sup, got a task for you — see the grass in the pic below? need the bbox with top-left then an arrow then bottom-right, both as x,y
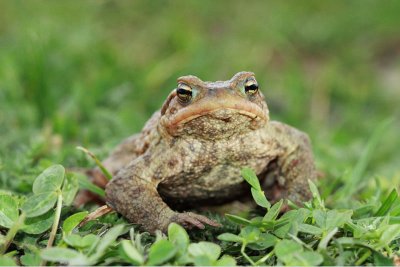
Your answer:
1,1 -> 400,265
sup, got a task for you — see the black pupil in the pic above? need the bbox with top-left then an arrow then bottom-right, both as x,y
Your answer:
177,88 -> 192,97
245,83 -> 258,92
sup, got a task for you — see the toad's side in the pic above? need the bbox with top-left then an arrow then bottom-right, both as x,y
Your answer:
95,72 -> 316,233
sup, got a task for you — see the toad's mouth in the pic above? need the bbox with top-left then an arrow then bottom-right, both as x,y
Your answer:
172,107 -> 265,125
161,97 -> 269,135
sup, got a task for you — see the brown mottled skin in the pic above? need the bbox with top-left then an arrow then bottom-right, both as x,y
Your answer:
97,72 -> 316,233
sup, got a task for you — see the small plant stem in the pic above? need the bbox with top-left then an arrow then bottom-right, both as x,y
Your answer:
41,193 -> 63,266
240,242 -> 255,266
79,205 -> 114,227
255,250 -> 274,265
0,213 -> 25,254
76,146 -> 112,180
355,249 -> 372,266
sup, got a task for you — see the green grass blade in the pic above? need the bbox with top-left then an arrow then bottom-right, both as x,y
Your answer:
338,118 -> 393,201
76,173 -> 105,197
375,189 -> 398,216
76,146 -> 112,181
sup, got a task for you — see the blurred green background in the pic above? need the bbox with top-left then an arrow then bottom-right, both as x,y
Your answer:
0,1 -> 399,196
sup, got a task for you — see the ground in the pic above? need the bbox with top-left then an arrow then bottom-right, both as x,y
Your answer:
0,1 -> 400,266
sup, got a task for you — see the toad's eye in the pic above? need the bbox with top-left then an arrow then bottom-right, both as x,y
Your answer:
244,79 -> 259,95
176,83 -> 192,103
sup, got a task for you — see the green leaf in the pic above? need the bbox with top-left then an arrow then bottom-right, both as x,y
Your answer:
345,222 -> 366,238
247,233 -> 278,250
240,226 -> 261,243
168,223 -> 189,253
22,210 -> 54,234
283,208 -> 312,223
147,239 -> 177,266
336,250 -> 357,266
274,209 -> 311,238
217,233 -> 243,243
63,234 -> 82,247
193,255 -> 213,266
313,209 -> 326,229
62,173 -> 79,206
275,240 -> 303,260
21,192 -> 57,217
251,188 -> 271,209
40,247 -> 90,265
273,221 -> 292,238
373,251 -> 394,266
389,216 -> 400,224
389,200 -> 400,216
80,235 -> 99,248
318,227 -> 338,250
275,240 -> 323,266
375,189 -> 398,216
308,179 -> 324,208
326,210 -> 353,230
62,211 -> 88,234
241,168 -> 261,191
335,237 -> 357,246
298,223 -> 323,235
0,194 -> 19,228
215,255 -> 236,266
64,234 -> 99,249
188,242 -> 221,261
313,209 -> 352,232
353,204 -> 375,218
379,224 -> 400,247
263,199 -> 283,221
119,240 -> 144,265
21,192 -> 58,217
0,255 -> 17,266
32,165 -> 65,194
0,234 -> 5,246
291,251 -> 323,266
20,253 -> 41,266
90,224 -> 125,261
225,214 -> 250,225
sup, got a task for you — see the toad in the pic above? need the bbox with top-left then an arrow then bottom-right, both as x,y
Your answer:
89,72 -> 316,233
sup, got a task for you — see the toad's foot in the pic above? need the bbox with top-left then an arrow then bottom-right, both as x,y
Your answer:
106,168 -> 221,233
171,212 -> 221,230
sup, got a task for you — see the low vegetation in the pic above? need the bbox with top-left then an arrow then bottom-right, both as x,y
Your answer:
1,138 -> 400,265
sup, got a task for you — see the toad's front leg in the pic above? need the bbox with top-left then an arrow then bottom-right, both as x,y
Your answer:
105,162 -> 219,233
264,121 -> 317,204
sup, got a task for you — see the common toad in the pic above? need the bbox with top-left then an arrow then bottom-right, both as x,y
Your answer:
96,72 -> 316,232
